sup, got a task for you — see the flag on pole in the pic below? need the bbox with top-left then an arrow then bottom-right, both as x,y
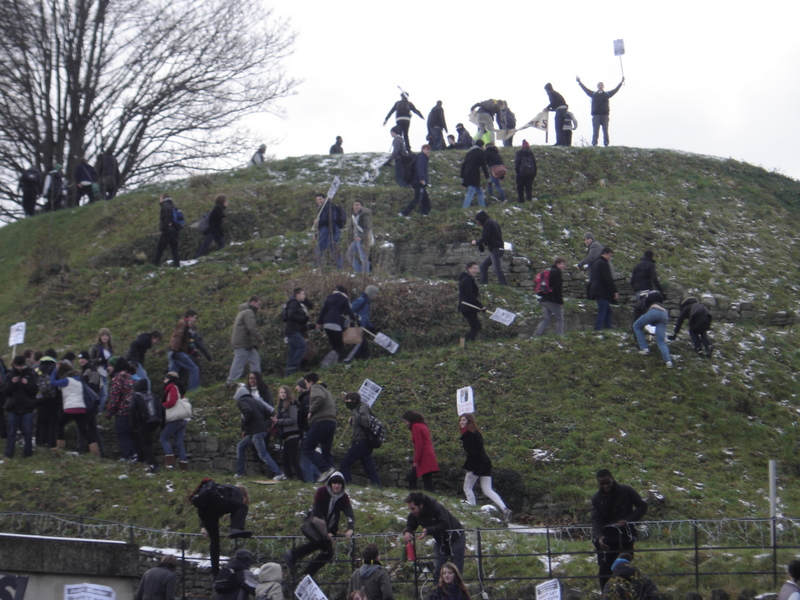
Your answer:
526,110 -> 549,131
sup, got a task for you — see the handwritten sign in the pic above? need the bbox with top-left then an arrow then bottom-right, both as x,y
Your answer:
489,308 -> 517,326
8,322 -> 25,347
359,379 -> 383,407
457,386 -> 474,415
614,39 -> 625,56
535,579 -> 561,600
295,575 -> 328,600
374,332 -> 399,354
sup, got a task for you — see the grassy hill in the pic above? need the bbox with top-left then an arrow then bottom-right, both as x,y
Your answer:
1,146 -> 800,597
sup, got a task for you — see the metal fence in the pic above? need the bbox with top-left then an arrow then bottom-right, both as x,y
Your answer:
2,512 -> 799,599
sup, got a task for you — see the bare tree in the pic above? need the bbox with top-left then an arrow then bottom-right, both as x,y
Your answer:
0,0 -> 297,220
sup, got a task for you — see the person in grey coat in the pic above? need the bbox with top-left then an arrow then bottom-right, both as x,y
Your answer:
136,554 -> 178,600
348,543 -> 394,600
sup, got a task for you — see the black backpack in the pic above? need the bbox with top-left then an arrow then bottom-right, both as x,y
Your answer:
333,203 -> 346,229
366,410 -> 386,449
132,390 -> 162,425
519,154 -> 536,177
403,153 -> 418,184
21,167 -> 41,189
213,567 -> 240,593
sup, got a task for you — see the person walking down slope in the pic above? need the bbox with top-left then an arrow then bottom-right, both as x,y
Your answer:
400,145 -> 431,217
471,210 -> 508,286
459,413 -> 511,521
458,262 -> 486,343
153,194 -> 181,268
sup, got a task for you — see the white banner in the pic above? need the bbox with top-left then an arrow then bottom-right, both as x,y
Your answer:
489,308 -> 517,326
359,379 -> 383,407
8,322 -> 25,347
374,332 -> 399,354
295,575 -> 328,600
457,386 -> 474,415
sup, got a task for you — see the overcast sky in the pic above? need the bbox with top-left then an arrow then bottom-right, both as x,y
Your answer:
249,0 -> 800,182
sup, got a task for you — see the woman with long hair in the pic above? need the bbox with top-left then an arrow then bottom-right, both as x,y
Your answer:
459,413 -> 510,521
89,327 -> 113,412
427,562 -> 469,600
244,371 -> 273,408
274,385 -> 302,480
401,410 -> 439,492
51,360 -> 99,455
160,371 -> 189,471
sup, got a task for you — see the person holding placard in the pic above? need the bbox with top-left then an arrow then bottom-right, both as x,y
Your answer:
339,392 -> 381,486
458,262 -> 486,344
459,413 -> 511,522
576,77 -> 624,147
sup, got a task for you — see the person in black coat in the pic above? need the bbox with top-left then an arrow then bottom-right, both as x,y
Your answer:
212,549 -> 257,600
471,210 -> 508,286
543,83 -> 569,146
427,101 -> 448,151
400,144 -> 431,217
459,413 -> 510,520
576,76 -> 624,147
191,480 -> 252,576
484,143 -> 507,202
588,248 -> 618,330
153,194 -> 180,267
234,386 -> 284,479
316,286 -> 356,362
2,356 -> 38,458
668,297 -> 714,356
96,149 -> 121,199
630,251 -> 664,294
330,136 -> 344,154
284,288 -> 313,376
403,492 -> 465,580
125,330 -> 163,388
591,469 -> 648,591
454,123 -> 473,149
74,157 -> 97,205
514,140 -> 537,203
384,92 -> 424,151
18,166 -> 43,217
460,140 -> 489,209
196,194 -> 228,258
534,258 -> 566,336
457,262 -> 485,343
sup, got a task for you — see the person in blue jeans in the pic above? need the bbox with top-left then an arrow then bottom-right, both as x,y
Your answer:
2,356 -> 38,458
314,194 -> 342,268
302,373 -> 337,482
339,392 -> 380,486
461,140 -> 489,209
160,371 -> 189,470
632,292 -> 673,368
588,248 -> 618,330
167,310 -> 200,392
234,386 -> 285,480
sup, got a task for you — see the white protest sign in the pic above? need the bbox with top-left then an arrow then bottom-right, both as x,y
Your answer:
614,39 -> 625,56
359,379 -> 383,407
535,579 -> 561,600
8,322 -> 25,347
65,583 -> 116,599
326,176 -> 341,200
373,332 -> 399,354
489,308 -> 517,326
457,386 -> 474,415
294,575 -> 328,600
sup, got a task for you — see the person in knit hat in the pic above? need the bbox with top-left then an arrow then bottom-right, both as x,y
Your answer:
514,140 -> 537,203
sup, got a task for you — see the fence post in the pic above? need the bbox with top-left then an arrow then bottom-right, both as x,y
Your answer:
546,525 -> 553,579
693,520 -> 700,591
772,516 -> 778,588
477,529 -> 484,582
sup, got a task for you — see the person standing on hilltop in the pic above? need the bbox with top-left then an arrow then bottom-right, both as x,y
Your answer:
250,144 -> 267,166
330,136 -> 344,154
427,101 -> 448,151
543,83 -> 569,146
576,77 -> 624,147
384,92 -> 424,152
96,150 -> 121,199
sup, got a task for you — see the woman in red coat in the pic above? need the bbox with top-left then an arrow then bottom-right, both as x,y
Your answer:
402,410 -> 439,492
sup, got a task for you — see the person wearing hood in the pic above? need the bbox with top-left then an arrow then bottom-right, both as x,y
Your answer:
153,193 -> 181,267
339,392 -> 381,486
212,549 -> 258,600
347,200 -> 374,272
227,296 -> 264,385
136,554 -> 178,600
51,359 -> 99,455
282,471 -> 355,578
460,140 -> 489,209
668,297 -> 714,357
234,385 -> 285,481
601,553 -> 659,600
2,355 -> 38,458
514,140 -> 537,203
255,562 -> 283,600
344,285 -> 380,363
105,356 -> 137,460
457,262 -> 486,344
471,210 -> 508,286
191,480 -> 252,577
348,543 -> 394,600
130,378 -> 164,472
316,285 -> 356,365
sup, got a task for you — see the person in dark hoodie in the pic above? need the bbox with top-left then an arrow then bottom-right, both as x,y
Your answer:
471,210 -> 508,286
284,288 -> 313,377
135,554 -> 178,600
399,144 -> 431,217
348,543 -> 394,600
316,285 -> 356,365
212,549 -> 258,600
534,258 -> 567,336
339,392 -> 380,486
233,385 -> 284,480
130,378 -> 164,472
514,140 -> 537,203
460,140 -> 489,209
588,247 -> 618,330
458,262 -> 486,344
2,356 -> 38,458
403,492 -> 465,580
282,471 -> 355,578
153,193 -> 181,267
630,251 -> 664,295
195,194 -> 228,258
484,143 -> 507,202
668,297 -> 714,357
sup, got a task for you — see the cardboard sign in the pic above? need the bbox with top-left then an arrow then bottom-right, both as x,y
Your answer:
374,332 -> 399,354
457,386 -> 474,415
614,39 -> 625,56
326,176 -> 341,200
535,579 -> 561,600
489,308 -> 517,326
295,575 -> 328,600
359,379 -> 383,407
8,322 -> 25,347
64,583 -> 116,599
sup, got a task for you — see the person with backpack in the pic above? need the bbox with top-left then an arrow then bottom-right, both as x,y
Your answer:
190,480 -> 252,577
498,101 -> 516,147
233,385 -> 286,481
105,356 -> 137,461
386,126 -> 410,188
347,199 -> 374,272
348,543 -> 394,600
668,297 -> 714,357
471,210 -> 508,286
153,193 -> 182,267
74,156 -> 97,205
514,140 -> 538,203
534,258 -> 567,336
18,166 -> 42,217
51,360 -> 100,455
2,356 -> 38,458
283,288 -> 313,377
344,285 -> 379,363
212,550 -> 258,600
34,350 -> 60,449
313,193 -> 344,269
383,92 -> 424,152
399,144 -> 431,217
42,164 -> 66,211
339,392 -> 381,486
160,371 -> 189,471
282,471 -> 355,578
484,143 -> 507,202
96,150 -> 121,199
195,194 -> 228,258
130,378 -> 164,472
460,140 -> 489,209
273,385 -> 302,480
632,290 -> 673,368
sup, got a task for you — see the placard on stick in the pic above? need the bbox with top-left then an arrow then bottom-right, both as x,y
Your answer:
359,379 -> 383,407
456,386 -> 474,415
327,176 -> 341,200
613,39 -> 625,56
373,332 -> 399,354
295,575 -> 328,600
8,322 -> 25,347
489,308 -> 517,326
535,579 -> 561,600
